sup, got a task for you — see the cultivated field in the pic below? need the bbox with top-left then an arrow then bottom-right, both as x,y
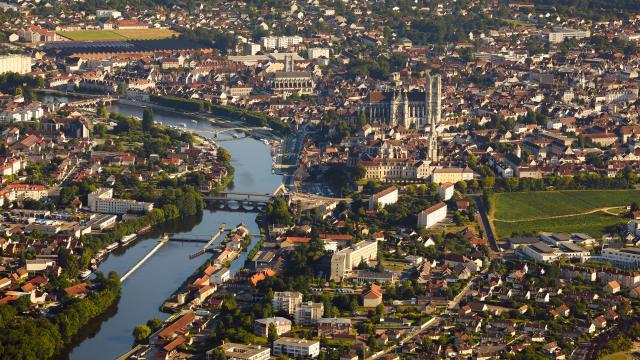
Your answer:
493,189 -> 640,221
58,28 -> 178,41
492,189 -> 640,238
494,211 -> 626,239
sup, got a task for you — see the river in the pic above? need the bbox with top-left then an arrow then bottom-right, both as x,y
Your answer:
60,102 -> 283,359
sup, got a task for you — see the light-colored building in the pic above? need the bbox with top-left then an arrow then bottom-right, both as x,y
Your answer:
0,55 -> 31,75
272,291 -> 303,315
25,259 -> 55,272
242,42 -> 261,55
212,343 -> 270,360
330,240 -> 378,281
87,188 -> 154,214
271,71 -> 315,96
359,159 -> 430,181
261,36 -> 303,50
417,202 -> 447,229
96,9 -> 122,18
602,248 -> 640,269
307,48 -> 330,59
294,301 -> 324,326
254,317 -> 292,337
273,337 -> 320,358
437,182 -> 454,201
432,167 -> 474,183
521,242 -> 560,263
548,27 -> 590,43
211,267 -> 230,285
369,186 -> 398,210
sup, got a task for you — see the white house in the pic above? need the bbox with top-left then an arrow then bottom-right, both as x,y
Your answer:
417,202 -> 447,229
211,267 -> 231,285
437,182 -> 454,201
369,186 -> 398,210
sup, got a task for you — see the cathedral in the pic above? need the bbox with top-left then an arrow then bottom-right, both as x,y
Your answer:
362,74 -> 442,130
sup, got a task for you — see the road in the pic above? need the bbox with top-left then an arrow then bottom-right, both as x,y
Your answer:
472,195 -> 500,252
365,317 -> 441,360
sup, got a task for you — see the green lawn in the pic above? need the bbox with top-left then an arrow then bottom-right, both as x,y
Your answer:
495,211 -> 627,238
494,190 -> 640,221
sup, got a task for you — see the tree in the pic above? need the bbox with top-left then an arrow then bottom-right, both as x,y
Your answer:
208,348 -> 228,360
352,164 -> 367,181
267,323 -> 278,342
146,318 -> 163,331
133,324 -> 152,342
142,108 -> 154,132
217,148 -> 231,163
96,105 -> 108,118
118,81 -> 126,96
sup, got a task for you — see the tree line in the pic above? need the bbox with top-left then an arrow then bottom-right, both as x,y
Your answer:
0,272 -> 121,359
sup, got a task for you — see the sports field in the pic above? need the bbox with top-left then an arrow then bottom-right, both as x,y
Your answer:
492,189 -> 640,238
493,189 -> 640,221
58,28 -> 178,41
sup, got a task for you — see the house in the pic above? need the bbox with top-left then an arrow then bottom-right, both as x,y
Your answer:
368,186 -> 398,210
417,202 -> 447,229
362,284 -> 383,307
317,318 -> 351,337
254,317 -> 292,337
64,282 -> 89,298
605,280 -> 621,294
437,182 -> 454,201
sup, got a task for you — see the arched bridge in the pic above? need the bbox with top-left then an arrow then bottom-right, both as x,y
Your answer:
203,185 -> 288,212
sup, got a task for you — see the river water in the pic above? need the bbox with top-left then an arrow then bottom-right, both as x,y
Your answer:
60,103 -> 282,359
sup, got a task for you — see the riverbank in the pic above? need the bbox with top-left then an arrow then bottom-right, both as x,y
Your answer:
63,102 -> 283,359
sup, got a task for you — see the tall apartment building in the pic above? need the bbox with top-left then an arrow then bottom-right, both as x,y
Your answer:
273,337 -> 320,358
0,55 -> 31,75
294,301 -> 324,326
88,188 -> 154,214
261,36 -> 303,50
272,291 -> 303,315
330,240 -> 378,281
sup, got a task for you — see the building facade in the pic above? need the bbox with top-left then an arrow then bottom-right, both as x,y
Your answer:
362,74 -> 441,130
294,301 -> 324,326
87,188 -> 154,214
272,291 -> 303,315
0,55 -> 31,75
253,317 -> 292,337
273,337 -> 320,358
417,202 -> 447,229
369,186 -> 398,210
330,240 -> 378,281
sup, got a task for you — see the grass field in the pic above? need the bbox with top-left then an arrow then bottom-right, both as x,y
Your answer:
58,28 -> 178,41
494,190 -> 640,221
494,211 -> 627,238
601,352 -> 634,360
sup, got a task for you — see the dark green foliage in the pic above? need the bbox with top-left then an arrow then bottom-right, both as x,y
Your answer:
0,272 -> 121,359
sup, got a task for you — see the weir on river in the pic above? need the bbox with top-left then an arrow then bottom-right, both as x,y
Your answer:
119,238 -> 168,282
58,101 -> 284,360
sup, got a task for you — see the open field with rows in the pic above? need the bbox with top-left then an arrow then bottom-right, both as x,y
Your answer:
493,190 -> 640,221
58,28 -> 178,41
